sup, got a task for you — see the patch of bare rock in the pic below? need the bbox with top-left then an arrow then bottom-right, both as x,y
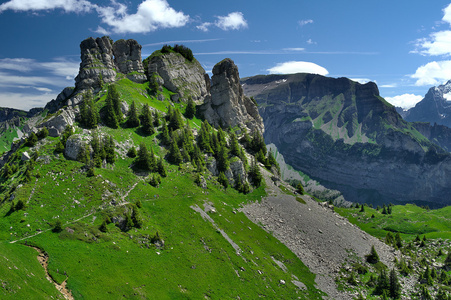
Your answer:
240,172 -> 397,299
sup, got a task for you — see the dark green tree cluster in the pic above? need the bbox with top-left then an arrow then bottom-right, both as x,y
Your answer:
79,91 -> 99,129
25,132 -> 38,147
90,134 -> 116,167
8,199 -> 25,214
160,44 -> 194,61
55,125 -> 73,153
248,157 -> 263,188
365,245 -> 380,264
374,269 -> 401,299
167,106 -> 184,131
381,204 -> 393,215
140,104 -> 155,135
134,142 -> 166,179
36,127 -> 49,140
184,97 -> 196,119
103,85 -> 122,128
126,101 -> 140,128
385,232 -> 403,249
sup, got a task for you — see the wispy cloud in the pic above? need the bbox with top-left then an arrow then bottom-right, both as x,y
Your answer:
282,47 -> 305,51
143,38 -> 222,47
350,78 -> 373,84
298,19 -> 313,26
0,91 -> 57,111
267,61 -> 328,76
195,49 -> 378,55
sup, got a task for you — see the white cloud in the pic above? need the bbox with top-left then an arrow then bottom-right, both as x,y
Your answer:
144,38 -> 221,47
380,83 -> 397,88
0,91 -> 57,111
215,12 -> 247,31
298,19 -> 313,26
94,25 -> 110,35
411,60 -> 451,86
413,31 -> 451,56
306,39 -> 316,45
350,78 -> 373,84
385,94 -> 423,110
442,3 -> 451,25
267,61 -> 328,76
0,0 -> 93,13
96,0 -> 189,34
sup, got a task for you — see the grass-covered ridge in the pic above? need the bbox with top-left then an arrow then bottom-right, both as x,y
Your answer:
0,77 -> 323,299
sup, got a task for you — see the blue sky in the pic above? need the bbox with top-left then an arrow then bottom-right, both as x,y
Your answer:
1,0 -> 451,111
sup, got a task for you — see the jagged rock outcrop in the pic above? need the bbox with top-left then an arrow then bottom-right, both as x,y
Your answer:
200,59 -> 264,134
74,36 -> 146,92
44,87 -> 74,114
75,36 -> 117,91
242,73 -> 451,206
113,39 -> 146,83
40,108 -> 76,137
147,52 -> 209,102
406,80 -> 451,127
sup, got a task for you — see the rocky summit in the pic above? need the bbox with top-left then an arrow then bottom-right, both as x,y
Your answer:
242,73 -> 451,206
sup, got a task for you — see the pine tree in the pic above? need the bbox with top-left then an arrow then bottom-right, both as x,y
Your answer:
140,104 -> 154,135
153,110 -> 161,127
37,127 -> 49,140
136,142 -> 152,171
25,132 -> 38,147
76,143 -> 90,164
296,183 -> 304,195
216,144 -> 229,172
248,157 -> 262,187
198,120 -> 213,153
395,233 -> 403,249
126,100 -> 140,127
109,84 -> 122,120
185,96 -> 196,119
104,92 -> 119,128
169,107 -> 183,130
168,135 -> 183,165
127,146 -> 137,158
374,270 -> 389,295
385,232 -> 394,246
218,172 -> 228,188
366,245 -> 380,264
160,119 -> 171,145
229,131 -> 240,157
104,136 -> 116,164
359,205 -> 365,212
157,157 -> 167,177
389,269 -> 401,299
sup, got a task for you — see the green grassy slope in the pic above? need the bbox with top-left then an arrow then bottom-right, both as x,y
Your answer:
0,79 -> 323,299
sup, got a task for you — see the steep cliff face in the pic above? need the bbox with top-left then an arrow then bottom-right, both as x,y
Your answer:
406,80 -> 451,127
147,52 -> 209,102
200,59 -> 264,134
242,73 -> 451,206
74,36 -> 146,92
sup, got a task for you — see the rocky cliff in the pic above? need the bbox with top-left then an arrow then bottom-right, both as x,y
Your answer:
406,80 -> 451,127
147,52 -> 209,103
200,59 -> 264,134
242,73 -> 451,206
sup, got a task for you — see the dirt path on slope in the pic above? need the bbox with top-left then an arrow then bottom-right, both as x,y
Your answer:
240,170 -> 398,299
30,246 -> 74,300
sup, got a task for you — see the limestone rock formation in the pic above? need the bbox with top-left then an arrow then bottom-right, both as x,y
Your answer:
113,39 -> 147,83
147,52 -> 209,102
200,59 -> 264,134
75,36 -> 117,91
40,108 -> 76,137
74,37 -> 146,92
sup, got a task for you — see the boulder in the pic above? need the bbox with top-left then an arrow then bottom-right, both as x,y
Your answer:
40,108 -> 76,134
199,58 -> 264,134
64,134 -> 92,160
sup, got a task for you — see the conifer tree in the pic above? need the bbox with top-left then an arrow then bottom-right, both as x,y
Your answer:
248,157 -> 262,187
216,144 -> 229,172
366,245 -> 380,264
185,96 -> 196,119
37,127 -> 49,140
389,269 -> 401,299
218,172 -> 228,188
198,120 -> 213,153
127,146 -> 137,158
169,107 -> 183,130
160,119 -> 171,145
76,143 -> 90,164
104,92 -> 119,128
136,142 -> 152,171
229,131 -> 240,157
126,100 -> 140,128
395,233 -> 403,249
168,135 -> 183,165
153,110 -> 161,127
104,136 -> 116,164
157,157 -> 167,177
25,132 -> 38,147
374,270 -> 389,295
109,84 -> 122,120
140,104 -> 155,135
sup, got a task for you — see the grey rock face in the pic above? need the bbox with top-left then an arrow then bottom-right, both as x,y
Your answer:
243,73 -> 451,206
147,52 -> 209,102
64,134 -> 92,160
75,36 -> 117,91
40,108 -> 76,136
200,59 -> 264,134
406,80 -> 451,127
113,39 -> 147,83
